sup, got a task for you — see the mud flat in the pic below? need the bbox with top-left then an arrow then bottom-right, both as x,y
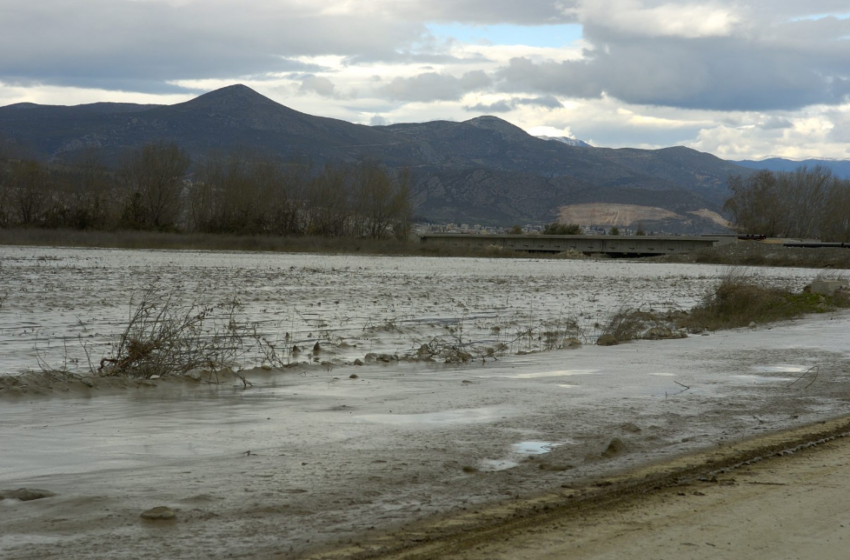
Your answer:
2,303 -> 850,559
308,418 -> 850,560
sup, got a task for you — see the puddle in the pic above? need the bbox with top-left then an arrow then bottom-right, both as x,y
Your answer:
480,459 -> 520,471
513,441 -> 562,455
649,372 -> 677,377
730,375 -> 795,384
510,369 -> 597,379
356,407 -> 506,425
558,384 -> 580,389
752,365 -> 808,373
480,440 -> 567,472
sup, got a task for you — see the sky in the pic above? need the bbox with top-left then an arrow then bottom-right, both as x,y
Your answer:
1,0 -> 849,160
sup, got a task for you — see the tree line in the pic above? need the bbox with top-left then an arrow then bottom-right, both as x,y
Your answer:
0,141 -> 412,239
725,166 -> 850,241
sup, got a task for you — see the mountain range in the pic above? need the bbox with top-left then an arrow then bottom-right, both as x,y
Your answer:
0,84 -> 755,232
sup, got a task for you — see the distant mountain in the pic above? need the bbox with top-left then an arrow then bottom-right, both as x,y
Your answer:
537,135 -> 593,148
0,85 -> 422,164
0,84 -> 752,230
731,158 -> 850,179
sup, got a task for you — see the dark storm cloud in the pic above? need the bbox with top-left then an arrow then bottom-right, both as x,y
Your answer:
3,0 -> 850,117
0,0 -> 569,93
0,1 -> 422,91
495,13 -> 850,112
389,0 -> 577,25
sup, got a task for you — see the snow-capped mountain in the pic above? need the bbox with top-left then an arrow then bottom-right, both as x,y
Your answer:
537,135 -> 593,148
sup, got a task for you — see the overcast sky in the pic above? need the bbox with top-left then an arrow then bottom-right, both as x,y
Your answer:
1,0 -> 849,159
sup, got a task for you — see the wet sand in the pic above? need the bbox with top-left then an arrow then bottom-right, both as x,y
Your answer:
315,418 -> 850,560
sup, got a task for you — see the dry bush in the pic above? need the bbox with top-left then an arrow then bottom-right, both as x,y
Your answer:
601,307 -> 660,342
416,336 -> 474,363
98,290 -> 252,379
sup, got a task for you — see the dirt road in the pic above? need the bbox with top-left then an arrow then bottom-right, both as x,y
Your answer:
457,430 -> 850,560
306,418 -> 850,560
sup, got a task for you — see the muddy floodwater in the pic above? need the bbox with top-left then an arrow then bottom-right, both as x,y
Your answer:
1,246 -> 849,559
0,245 -> 820,374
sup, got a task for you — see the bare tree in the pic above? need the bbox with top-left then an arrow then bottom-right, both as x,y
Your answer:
119,142 -> 190,230
55,147 -> 115,229
780,165 -> 832,239
9,160 -> 50,226
822,178 -> 850,242
306,164 -> 352,237
267,160 -> 310,235
725,170 -> 784,236
0,139 -> 10,228
726,167 -> 850,241
353,161 -> 411,239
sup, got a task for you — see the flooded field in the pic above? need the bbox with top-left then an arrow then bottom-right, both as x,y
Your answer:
1,246 -> 849,560
0,245 -> 819,376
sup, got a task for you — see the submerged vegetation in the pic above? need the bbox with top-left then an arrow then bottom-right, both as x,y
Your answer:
599,271 -> 850,345
23,268 -> 849,385
680,272 -> 849,331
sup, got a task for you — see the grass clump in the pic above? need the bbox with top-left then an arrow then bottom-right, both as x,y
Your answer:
598,271 -> 850,345
601,309 -> 659,343
598,308 -> 687,345
679,273 -> 849,331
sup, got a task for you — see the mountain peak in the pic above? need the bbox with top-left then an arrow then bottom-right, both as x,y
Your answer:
464,115 -> 529,139
181,84 -> 282,111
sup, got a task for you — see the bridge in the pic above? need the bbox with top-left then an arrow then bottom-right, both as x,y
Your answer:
420,233 -> 734,256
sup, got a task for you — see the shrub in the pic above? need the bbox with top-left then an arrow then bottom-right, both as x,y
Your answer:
97,289 -> 265,381
678,271 -> 850,331
543,222 -> 581,235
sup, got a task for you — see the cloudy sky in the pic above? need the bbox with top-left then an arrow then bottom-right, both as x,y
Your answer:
1,0 -> 849,160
